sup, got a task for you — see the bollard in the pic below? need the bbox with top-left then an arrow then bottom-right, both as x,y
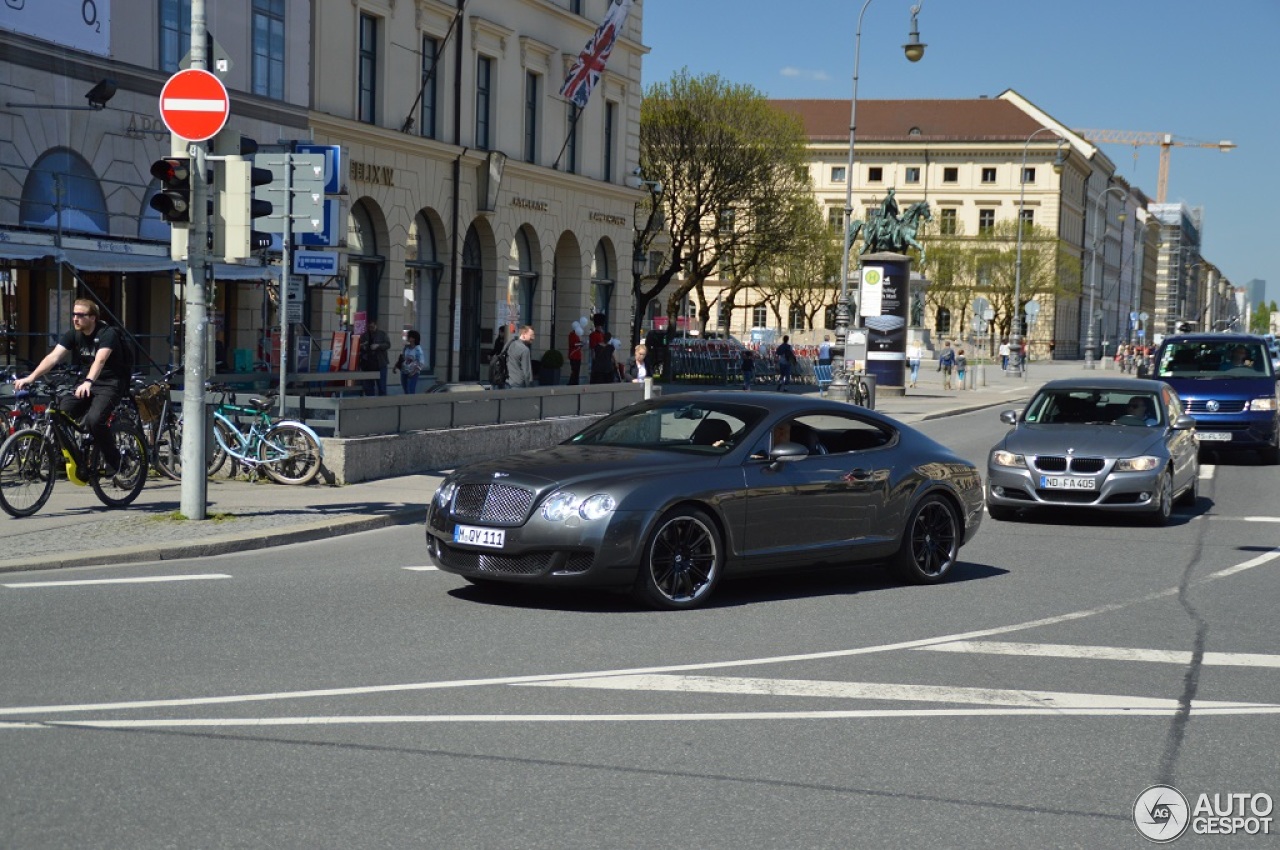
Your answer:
977,364 -> 986,387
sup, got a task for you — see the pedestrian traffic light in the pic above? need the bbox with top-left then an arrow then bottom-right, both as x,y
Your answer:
149,157 -> 191,223
213,155 -> 274,262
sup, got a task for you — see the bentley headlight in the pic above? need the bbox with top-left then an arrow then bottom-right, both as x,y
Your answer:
1249,396 -> 1278,411
540,491 -> 579,522
578,494 -> 617,521
434,480 -> 457,508
1115,456 -> 1159,472
991,450 -> 1026,468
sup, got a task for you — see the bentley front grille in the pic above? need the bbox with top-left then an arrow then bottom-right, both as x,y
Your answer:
452,483 -> 535,525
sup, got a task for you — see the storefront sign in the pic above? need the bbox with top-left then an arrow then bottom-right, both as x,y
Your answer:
512,197 -> 549,212
349,160 -> 393,186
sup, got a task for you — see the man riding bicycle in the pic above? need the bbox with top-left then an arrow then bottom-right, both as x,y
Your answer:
14,299 -> 130,477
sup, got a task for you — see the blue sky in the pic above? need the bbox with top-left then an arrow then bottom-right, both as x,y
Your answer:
639,0 -> 1279,304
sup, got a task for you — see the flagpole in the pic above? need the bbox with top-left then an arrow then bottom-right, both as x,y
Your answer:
551,104 -> 583,171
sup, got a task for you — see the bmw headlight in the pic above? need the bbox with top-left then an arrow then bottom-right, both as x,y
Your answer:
991,450 -> 1026,468
1115,456 -> 1159,472
433,480 -> 458,508
540,491 -> 579,522
1249,396 -> 1278,411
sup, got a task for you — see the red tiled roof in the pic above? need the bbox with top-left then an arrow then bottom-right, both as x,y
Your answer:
771,99 -> 1047,143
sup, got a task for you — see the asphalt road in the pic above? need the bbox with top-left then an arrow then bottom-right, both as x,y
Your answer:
1,407 -> 1277,849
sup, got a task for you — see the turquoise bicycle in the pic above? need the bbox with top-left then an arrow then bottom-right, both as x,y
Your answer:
206,384 -> 324,486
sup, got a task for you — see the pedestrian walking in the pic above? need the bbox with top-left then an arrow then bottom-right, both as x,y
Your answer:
775,335 -> 795,390
998,339 -> 1010,372
956,348 -> 968,390
937,341 -> 956,390
907,342 -> 922,388
394,329 -> 426,394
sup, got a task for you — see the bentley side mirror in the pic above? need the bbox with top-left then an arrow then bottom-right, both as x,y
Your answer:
1173,415 -> 1197,431
999,410 -> 1018,425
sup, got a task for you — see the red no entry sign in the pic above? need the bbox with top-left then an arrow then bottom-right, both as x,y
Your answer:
158,69 -> 229,142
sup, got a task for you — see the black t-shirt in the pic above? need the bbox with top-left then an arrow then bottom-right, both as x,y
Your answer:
58,324 -> 130,389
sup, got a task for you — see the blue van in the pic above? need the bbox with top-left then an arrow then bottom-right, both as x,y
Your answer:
1152,333 -> 1280,463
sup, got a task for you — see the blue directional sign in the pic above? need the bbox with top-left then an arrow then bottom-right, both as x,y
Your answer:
295,144 -> 343,195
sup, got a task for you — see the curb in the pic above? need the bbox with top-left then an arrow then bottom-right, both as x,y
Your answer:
0,507 -> 426,574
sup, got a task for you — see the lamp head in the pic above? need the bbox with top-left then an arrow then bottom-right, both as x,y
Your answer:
1052,143 -> 1067,174
85,78 -> 117,110
902,5 -> 926,62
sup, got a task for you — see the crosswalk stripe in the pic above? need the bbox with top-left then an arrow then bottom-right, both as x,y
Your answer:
520,674 -> 1273,711
917,641 -> 1280,668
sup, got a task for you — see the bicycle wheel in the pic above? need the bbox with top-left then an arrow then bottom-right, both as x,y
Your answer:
89,416 -> 147,508
853,380 -> 870,407
258,422 -> 322,485
153,413 -> 182,480
207,417 -> 239,476
0,429 -> 57,517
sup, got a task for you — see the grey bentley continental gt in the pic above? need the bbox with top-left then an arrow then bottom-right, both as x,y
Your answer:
425,391 -> 984,609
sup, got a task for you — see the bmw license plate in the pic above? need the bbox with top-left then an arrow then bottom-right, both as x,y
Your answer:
1195,431 -> 1231,442
453,524 -> 506,549
1039,476 -> 1096,490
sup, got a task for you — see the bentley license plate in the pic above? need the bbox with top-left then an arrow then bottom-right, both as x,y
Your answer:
1039,476 -> 1096,490
453,524 -> 506,548
1195,431 -> 1231,442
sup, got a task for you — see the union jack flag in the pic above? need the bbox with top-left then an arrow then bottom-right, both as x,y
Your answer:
560,0 -> 633,109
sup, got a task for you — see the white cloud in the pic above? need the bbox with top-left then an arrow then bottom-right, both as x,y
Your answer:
780,67 -> 830,81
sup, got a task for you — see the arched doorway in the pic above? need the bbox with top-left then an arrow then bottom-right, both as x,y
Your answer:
591,240 -> 617,331
507,226 -> 539,334
347,201 -> 386,323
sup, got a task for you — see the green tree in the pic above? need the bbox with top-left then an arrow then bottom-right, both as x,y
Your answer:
1250,300 -> 1272,334
636,71 -> 813,348
924,219 -> 1080,342
753,199 -> 841,333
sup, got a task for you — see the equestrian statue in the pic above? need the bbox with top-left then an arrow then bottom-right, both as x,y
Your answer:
845,187 -> 932,264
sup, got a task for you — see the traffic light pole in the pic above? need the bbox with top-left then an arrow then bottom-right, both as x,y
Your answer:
278,156 -> 293,415
180,0 -> 210,520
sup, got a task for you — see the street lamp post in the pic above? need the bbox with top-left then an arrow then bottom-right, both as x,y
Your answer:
1012,128 -> 1066,380
835,0 -> 926,364
1086,185 -> 1128,368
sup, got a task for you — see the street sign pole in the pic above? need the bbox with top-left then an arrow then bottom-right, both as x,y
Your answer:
180,0 -> 210,521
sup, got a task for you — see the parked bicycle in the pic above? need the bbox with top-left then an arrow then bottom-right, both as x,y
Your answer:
206,383 -> 323,485
833,365 -> 872,407
132,366 -> 183,480
0,375 -> 148,517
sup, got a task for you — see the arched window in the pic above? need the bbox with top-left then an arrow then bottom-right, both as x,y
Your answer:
406,214 -> 443,370
347,201 -> 383,320
590,241 -> 614,324
508,228 -> 538,328
19,148 -> 109,234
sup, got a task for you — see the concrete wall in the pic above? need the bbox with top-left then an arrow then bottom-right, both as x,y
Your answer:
319,415 -> 599,484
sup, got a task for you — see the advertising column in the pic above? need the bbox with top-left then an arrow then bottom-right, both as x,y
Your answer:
859,252 -> 910,390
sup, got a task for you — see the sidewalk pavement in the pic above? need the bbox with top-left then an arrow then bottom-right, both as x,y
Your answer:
0,359 -> 1106,574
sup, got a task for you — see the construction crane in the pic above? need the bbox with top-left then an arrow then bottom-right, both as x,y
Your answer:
1074,130 -> 1236,204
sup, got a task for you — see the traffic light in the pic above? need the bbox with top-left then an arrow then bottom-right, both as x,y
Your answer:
149,157 -> 191,223
214,152 -> 274,262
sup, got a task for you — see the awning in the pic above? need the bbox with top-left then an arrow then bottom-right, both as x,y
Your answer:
0,243 -> 55,262
58,248 -> 179,274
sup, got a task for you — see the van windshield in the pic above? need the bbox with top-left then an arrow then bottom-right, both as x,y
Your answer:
1156,341 -> 1273,379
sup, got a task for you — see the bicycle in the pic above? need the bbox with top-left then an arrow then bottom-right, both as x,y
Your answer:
834,365 -> 872,407
132,366 -> 183,480
206,383 -> 324,485
0,376 -> 148,517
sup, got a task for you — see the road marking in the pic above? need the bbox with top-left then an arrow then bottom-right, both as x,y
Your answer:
38,704 -> 1280,730
1,546 -> 1276,718
519,674 -> 1271,711
1226,517 -> 1280,523
402,566 -> 439,571
917,641 -> 1280,668
3,574 -> 231,589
